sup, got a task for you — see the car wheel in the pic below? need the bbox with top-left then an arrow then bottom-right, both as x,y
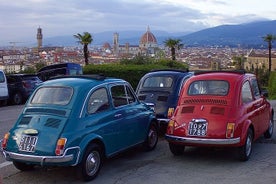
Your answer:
264,118 -> 274,139
0,100 -> 7,106
238,128 -> 253,161
143,123 -> 158,151
12,93 -> 23,105
13,161 -> 34,171
169,143 -> 185,156
77,144 -> 103,181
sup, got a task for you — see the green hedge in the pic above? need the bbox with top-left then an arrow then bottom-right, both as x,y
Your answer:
83,62 -> 188,90
268,71 -> 276,99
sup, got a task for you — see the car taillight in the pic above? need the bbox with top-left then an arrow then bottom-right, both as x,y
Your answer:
226,123 -> 235,138
167,108 -> 175,118
55,138 -> 67,156
22,81 -> 31,89
167,120 -> 176,134
2,133 -> 10,149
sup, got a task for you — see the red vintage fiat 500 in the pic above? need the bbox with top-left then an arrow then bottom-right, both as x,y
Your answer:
165,70 -> 274,161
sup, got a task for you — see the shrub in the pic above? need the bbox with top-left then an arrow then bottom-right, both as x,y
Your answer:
268,71 -> 276,99
83,60 -> 188,89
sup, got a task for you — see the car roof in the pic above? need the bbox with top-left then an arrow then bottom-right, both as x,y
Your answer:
41,75 -> 126,88
191,70 -> 254,80
143,69 -> 193,77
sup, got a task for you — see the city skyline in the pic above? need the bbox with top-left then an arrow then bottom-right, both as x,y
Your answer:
0,0 -> 276,45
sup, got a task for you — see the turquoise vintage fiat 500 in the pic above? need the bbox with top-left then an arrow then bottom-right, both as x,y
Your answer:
0,75 -> 158,181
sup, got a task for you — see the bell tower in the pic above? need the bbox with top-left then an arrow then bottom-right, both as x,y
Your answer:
37,26 -> 43,48
113,32 -> 119,55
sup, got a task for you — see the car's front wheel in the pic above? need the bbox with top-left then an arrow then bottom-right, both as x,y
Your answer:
143,123 -> 158,151
264,118 -> 274,138
169,143 -> 185,156
77,144 -> 103,181
238,128 -> 253,161
13,161 -> 34,171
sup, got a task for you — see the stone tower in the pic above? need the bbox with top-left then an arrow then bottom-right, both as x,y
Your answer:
113,32 -> 119,55
37,27 -> 43,48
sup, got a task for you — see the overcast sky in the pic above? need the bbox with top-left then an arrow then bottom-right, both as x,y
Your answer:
0,0 -> 275,45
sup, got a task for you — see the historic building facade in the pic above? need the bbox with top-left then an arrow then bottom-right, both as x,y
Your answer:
245,49 -> 276,71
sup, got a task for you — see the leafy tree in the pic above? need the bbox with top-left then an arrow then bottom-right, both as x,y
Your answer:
232,56 -> 246,70
262,34 -> 276,73
164,38 -> 183,61
74,32 -> 93,65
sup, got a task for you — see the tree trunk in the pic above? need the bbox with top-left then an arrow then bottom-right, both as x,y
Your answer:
268,42 -> 272,73
84,44 -> 89,65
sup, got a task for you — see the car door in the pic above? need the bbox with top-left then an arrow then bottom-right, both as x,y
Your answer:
110,83 -> 145,149
241,80 -> 260,135
250,78 -> 270,135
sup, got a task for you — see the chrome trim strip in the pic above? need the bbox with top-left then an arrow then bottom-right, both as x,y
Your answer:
2,146 -> 80,166
165,134 -> 240,145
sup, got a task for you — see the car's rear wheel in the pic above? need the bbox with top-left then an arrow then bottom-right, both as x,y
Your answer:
238,128 -> 253,161
264,118 -> 274,139
169,143 -> 185,156
13,161 -> 34,171
77,144 -> 103,181
143,123 -> 158,151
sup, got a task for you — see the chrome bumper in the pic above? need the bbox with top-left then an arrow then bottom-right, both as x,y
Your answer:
157,118 -> 170,125
165,134 -> 240,145
0,142 -> 80,166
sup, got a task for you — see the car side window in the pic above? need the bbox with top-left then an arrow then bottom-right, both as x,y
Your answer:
241,81 -> 253,103
87,88 -> 110,114
251,78 -> 260,98
111,85 -> 136,107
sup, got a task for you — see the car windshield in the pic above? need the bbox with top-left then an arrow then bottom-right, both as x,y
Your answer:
188,80 -> 229,96
143,76 -> 173,88
31,86 -> 73,105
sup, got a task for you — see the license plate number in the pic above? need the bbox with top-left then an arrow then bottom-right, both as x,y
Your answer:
188,120 -> 207,136
18,135 -> 38,152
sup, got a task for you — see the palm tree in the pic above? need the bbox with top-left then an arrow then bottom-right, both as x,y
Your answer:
263,34 -> 276,73
74,32 -> 93,65
164,38 -> 183,61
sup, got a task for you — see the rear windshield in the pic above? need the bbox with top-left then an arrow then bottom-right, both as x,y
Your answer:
188,80 -> 229,96
31,86 -> 73,105
143,76 -> 173,88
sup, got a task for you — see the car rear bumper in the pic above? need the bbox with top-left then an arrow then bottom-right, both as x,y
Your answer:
0,141 -> 80,166
165,134 -> 240,145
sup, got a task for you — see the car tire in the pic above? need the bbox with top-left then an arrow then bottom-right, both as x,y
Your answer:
0,100 -> 8,106
264,118 -> 274,139
143,123 -> 158,151
169,143 -> 185,156
238,128 -> 253,161
77,143 -> 103,181
12,92 -> 23,105
13,161 -> 34,171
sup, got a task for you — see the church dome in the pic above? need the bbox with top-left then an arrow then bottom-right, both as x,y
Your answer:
139,26 -> 157,45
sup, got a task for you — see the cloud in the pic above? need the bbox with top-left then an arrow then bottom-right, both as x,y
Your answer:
0,0 -> 275,44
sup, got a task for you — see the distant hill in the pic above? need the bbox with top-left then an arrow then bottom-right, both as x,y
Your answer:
43,30 -> 190,47
42,20 -> 276,48
180,20 -> 276,48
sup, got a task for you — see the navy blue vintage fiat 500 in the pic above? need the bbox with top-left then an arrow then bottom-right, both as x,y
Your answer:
1,75 -> 158,181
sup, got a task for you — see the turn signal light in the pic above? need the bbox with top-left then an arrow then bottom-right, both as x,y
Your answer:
167,108 -> 175,118
167,120 -> 175,134
226,123 -> 235,138
2,133 -> 10,149
55,138 -> 67,156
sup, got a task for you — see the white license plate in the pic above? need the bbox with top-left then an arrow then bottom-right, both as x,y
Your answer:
18,135 -> 38,152
188,120 -> 207,136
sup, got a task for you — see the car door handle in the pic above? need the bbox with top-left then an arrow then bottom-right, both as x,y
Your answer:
114,114 -> 122,118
